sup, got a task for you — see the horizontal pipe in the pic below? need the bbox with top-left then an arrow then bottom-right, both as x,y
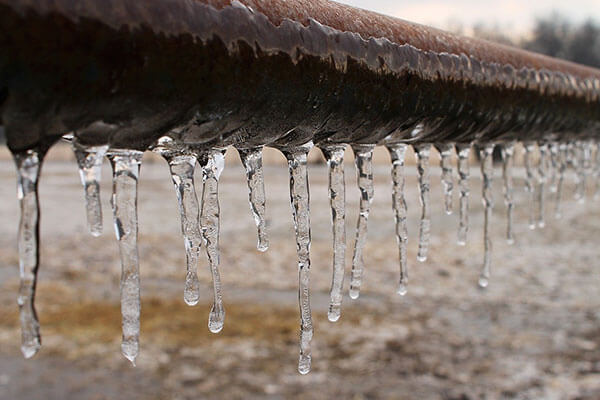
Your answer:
1,0 -> 599,151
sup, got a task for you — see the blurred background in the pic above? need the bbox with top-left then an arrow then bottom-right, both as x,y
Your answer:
1,1 -> 600,399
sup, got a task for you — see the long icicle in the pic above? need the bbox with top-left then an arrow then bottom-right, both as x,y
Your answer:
281,143 -> 314,375
387,144 -> 409,296
435,143 -> 454,215
72,139 -> 108,237
500,143 -> 515,244
478,144 -> 495,288
198,149 -> 227,334
549,142 -> 560,194
524,142 -> 537,230
153,137 -> 201,306
414,144 -> 431,262
238,147 -> 269,252
456,143 -> 471,245
320,144 -> 347,322
108,150 -> 144,366
555,143 -> 568,219
13,148 -> 46,358
580,141 -> 593,202
349,144 -> 375,300
594,142 -> 600,200
537,142 -> 548,228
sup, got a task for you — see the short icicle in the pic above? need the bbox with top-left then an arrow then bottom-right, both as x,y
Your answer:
197,149 -> 227,334
320,144 -> 347,322
478,144 -> 495,288
435,143 -> 454,215
537,142 -> 548,228
555,143 -> 568,218
13,148 -> 46,358
349,144 -> 375,300
414,144 -> 432,262
500,143 -> 515,244
281,143 -> 314,375
386,144 -> 409,296
238,147 -> 269,252
72,138 -> 109,236
548,142 -> 560,194
107,149 -> 144,366
153,137 -> 201,306
524,142 -> 537,230
456,144 -> 471,245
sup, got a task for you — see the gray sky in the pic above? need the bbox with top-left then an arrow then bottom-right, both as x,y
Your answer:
336,0 -> 600,37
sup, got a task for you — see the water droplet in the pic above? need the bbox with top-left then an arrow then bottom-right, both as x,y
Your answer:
500,143 -> 515,244
414,144 -> 431,262
349,145 -> 375,300
435,143 -> 454,215
479,144 -> 495,289
107,149 -> 144,365
456,144 -> 471,246
72,139 -> 108,237
387,144 -> 409,296
320,144 -> 347,322
13,148 -> 44,359
280,143 -> 314,375
238,147 -> 269,252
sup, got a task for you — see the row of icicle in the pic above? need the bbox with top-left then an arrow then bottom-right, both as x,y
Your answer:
11,136 -> 600,373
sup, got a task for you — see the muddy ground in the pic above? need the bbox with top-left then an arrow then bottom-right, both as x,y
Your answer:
0,144 -> 599,400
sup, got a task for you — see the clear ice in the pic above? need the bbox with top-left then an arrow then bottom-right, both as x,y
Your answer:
281,144 -> 314,375
456,144 -> 471,246
13,149 -> 44,358
108,149 -> 144,366
500,143 -> 515,244
436,143 -> 454,215
478,144 -> 495,288
524,142 -> 537,230
238,147 -> 269,252
349,144 -> 375,300
153,137 -> 202,306
536,143 -> 549,228
414,144 -> 431,262
72,138 -> 108,236
198,149 -> 227,334
320,145 -> 347,322
387,144 -> 409,296
555,143 -> 568,219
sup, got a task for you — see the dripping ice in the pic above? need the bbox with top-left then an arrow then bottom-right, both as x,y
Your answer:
415,144 -> 431,262
478,144 -> 495,289
238,147 -> 269,252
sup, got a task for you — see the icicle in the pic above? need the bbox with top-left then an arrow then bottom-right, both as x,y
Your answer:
579,141 -> 593,202
281,143 -> 314,375
537,143 -> 548,228
153,137 -> 201,306
456,144 -> 471,246
197,149 -> 227,334
386,144 -> 409,296
238,147 -> 269,252
478,144 -> 495,288
107,149 -> 144,366
348,144 -> 375,300
555,143 -> 568,219
72,139 -> 108,236
320,144 -> 346,322
569,142 -> 584,202
13,149 -> 45,358
500,143 -> 515,245
549,142 -> 560,194
594,142 -> 600,200
524,142 -> 537,230
435,143 -> 454,215
414,144 -> 431,262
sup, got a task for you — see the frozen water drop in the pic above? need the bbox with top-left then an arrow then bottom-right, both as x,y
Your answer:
478,276 -> 489,289
386,144 -> 409,297
107,149 -> 144,365
197,148 -> 227,334
435,143 -> 454,215
320,144 -> 346,323
349,144 -> 375,300
479,144 -> 495,289
414,144 -> 431,262
72,139 -> 108,237
280,143 -> 314,375
524,142 -> 537,230
13,148 -> 45,359
456,144 -> 471,246
238,147 -> 269,252
153,137 -> 202,307
500,143 -> 515,245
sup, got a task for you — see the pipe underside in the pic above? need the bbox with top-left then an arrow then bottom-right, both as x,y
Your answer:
1,0 -> 599,152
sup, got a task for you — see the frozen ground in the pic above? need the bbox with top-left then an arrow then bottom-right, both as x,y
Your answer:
0,144 -> 599,399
